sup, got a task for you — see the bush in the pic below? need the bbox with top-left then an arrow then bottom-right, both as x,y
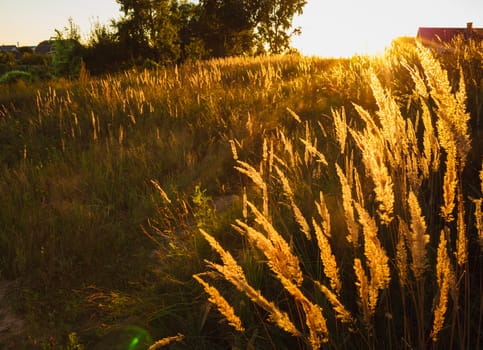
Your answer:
19,52 -> 50,66
0,70 -> 34,84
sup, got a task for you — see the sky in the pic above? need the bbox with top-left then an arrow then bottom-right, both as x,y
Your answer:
0,0 -> 482,57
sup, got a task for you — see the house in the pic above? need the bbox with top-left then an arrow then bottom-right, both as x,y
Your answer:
0,45 -> 22,60
0,45 -> 18,54
417,22 -> 483,48
35,40 -> 54,55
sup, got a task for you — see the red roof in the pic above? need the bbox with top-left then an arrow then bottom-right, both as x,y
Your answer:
417,24 -> 483,47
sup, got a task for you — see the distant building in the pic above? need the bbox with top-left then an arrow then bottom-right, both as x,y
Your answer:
0,45 -> 22,60
417,22 -> 483,49
0,45 -> 18,54
35,40 -> 54,55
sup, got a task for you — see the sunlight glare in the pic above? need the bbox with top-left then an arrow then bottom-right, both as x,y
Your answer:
291,0 -> 482,57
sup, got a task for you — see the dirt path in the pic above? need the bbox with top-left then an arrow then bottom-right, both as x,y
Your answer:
0,280 -> 25,348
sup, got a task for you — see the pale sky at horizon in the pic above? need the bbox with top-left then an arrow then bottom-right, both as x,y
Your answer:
0,0 -> 482,57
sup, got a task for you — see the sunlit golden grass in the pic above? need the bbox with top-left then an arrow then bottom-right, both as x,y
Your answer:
193,45 -> 482,349
0,53 -> 347,347
0,41 -> 481,348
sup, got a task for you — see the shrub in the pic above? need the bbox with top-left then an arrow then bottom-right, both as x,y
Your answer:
0,70 -> 34,84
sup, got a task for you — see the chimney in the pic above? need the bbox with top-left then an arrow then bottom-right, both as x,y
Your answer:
466,22 -> 473,39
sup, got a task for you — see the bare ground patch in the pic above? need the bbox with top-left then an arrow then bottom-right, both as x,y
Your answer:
0,281 -> 25,348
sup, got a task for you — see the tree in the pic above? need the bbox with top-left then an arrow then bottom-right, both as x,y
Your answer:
115,0 -> 181,63
196,0 -> 307,56
110,0 -> 307,66
51,18 -> 84,78
84,21 -> 125,74
170,1 -> 211,61
116,0 -> 152,56
197,0 -> 255,57
248,0 -> 307,54
151,0 -> 181,63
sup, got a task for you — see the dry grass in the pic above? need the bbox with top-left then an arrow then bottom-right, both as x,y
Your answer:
148,333 -> 184,349
430,229 -> 453,342
1,39 -> 481,349
195,43 -> 482,349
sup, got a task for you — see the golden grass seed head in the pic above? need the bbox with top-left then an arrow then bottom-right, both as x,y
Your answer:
229,139 -> 238,160
471,197 -> 483,248
353,202 -> 391,296
313,219 -> 341,294
332,107 -> 347,154
430,230 -> 453,342
315,191 -> 331,238
480,160 -> 483,195
148,333 -> 184,350
300,138 -> 328,166
455,191 -> 467,266
441,146 -> 457,222
316,282 -> 354,325
354,258 -> 371,323
336,163 -> 360,245
396,217 -> 410,287
244,202 -> 304,285
408,191 -> 430,280
193,274 -> 245,332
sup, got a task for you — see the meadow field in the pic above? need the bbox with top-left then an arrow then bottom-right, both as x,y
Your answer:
0,39 -> 482,349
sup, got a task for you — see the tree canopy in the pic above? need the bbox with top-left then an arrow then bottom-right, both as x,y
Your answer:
52,0 -> 308,75
112,0 -> 306,61
251,0 -> 306,54
51,18 -> 84,78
